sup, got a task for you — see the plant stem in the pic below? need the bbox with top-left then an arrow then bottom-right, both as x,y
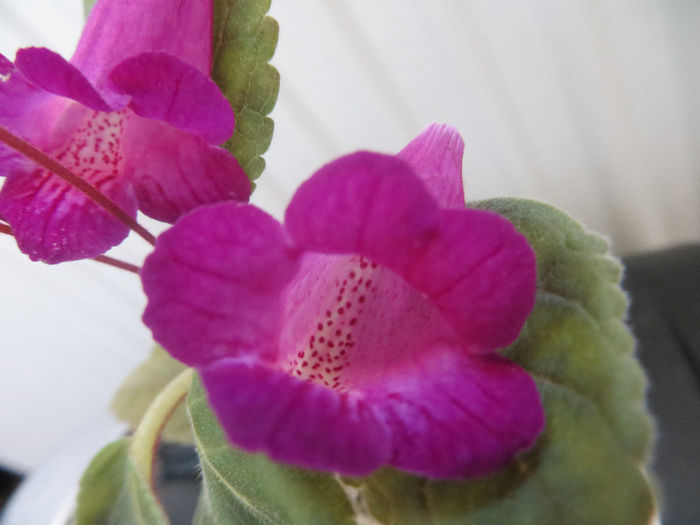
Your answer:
130,368 -> 194,484
0,125 -> 156,246
92,255 -> 141,275
0,223 -> 141,275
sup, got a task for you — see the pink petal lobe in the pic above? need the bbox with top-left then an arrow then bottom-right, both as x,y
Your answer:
14,48 -> 112,111
397,124 -> 465,208
123,117 -> 250,223
109,52 -> 234,144
0,53 -> 12,74
72,0 -> 213,84
142,203 -> 298,367
0,172 -> 132,263
406,208 -> 537,351
0,56 -> 64,169
0,106 -> 136,263
285,152 -> 439,272
367,350 -> 544,479
200,358 -> 391,476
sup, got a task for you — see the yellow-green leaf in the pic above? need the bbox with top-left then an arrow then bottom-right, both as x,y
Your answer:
212,0 -> 279,182
111,346 -> 192,444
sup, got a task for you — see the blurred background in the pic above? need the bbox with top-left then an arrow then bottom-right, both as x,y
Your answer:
0,0 -> 698,484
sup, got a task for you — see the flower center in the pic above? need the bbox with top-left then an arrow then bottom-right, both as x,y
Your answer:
53,107 -> 125,191
282,254 -> 459,393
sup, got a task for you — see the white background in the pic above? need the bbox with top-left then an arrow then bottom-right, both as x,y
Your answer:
0,0 -> 698,471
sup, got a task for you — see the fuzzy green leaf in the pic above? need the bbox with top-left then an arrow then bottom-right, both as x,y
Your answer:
83,0 -> 96,16
187,377 -> 356,525
111,346 -> 192,444
212,0 -> 280,182
75,438 -> 169,525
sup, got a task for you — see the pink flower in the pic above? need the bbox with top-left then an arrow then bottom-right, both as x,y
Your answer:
0,0 -> 250,263
142,125 -> 544,478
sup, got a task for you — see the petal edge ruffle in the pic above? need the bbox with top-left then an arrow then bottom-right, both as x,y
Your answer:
367,350 -> 544,478
200,358 -> 392,476
110,52 -> 234,144
14,47 -> 113,111
142,202 -> 297,367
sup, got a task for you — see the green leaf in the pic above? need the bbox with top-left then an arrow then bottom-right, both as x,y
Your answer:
354,198 -> 656,524
83,0 -> 96,16
111,346 -> 192,444
212,0 -> 280,182
75,438 -> 169,525
187,377 -> 357,525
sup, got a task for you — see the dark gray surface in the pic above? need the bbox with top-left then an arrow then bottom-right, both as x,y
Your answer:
624,244 -> 700,525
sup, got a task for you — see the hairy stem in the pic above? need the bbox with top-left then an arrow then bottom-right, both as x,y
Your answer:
130,368 -> 194,485
93,254 -> 141,274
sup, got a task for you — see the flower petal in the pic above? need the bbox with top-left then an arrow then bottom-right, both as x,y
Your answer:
109,52 -> 234,144
1,56 -> 64,169
14,47 -> 112,111
200,358 -> 391,476
367,350 -> 544,478
406,208 -> 537,351
0,53 -> 13,75
285,152 -> 439,272
72,0 -> 213,83
0,165 -> 134,263
0,104 -> 137,263
397,123 -> 465,208
122,117 -> 250,223
142,202 -> 298,367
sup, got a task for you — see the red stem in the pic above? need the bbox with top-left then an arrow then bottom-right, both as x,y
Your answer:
0,222 -> 141,275
93,255 -> 141,275
0,125 -> 156,246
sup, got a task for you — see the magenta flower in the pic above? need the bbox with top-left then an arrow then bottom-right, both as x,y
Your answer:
0,0 -> 250,263
142,125 -> 544,478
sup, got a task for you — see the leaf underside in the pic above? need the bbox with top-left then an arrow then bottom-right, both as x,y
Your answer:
75,438 -> 169,525
212,0 -> 280,182
188,198 -> 656,524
